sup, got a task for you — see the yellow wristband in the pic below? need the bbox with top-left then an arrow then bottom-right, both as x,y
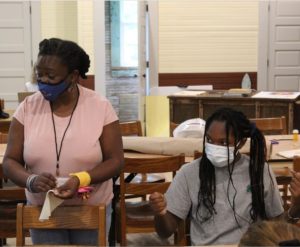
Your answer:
69,171 -> 91,188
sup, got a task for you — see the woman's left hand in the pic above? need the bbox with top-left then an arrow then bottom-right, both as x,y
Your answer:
53,176 -> 80,199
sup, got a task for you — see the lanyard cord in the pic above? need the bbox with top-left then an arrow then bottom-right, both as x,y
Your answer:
50,86 -> 80,176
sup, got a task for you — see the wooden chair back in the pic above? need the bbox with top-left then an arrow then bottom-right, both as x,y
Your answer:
17,92 -> 34,103
274,167 -> 291,211
175,219 -> 188,246
0,132 -> 8,144
120,120 -> 143,136
250,116 -> 287,135
119,120 -> 165,198
0,99 -> 4,110
293,155 -> 300,173
16,203 -> 106,246
0,167 -> 3,189
119,154 -> 185,245
273,156 -> 300,211
193,150 -> 202,160
170,122 -> 179,137
0,132 -> 8,187
0,187 -> 26,245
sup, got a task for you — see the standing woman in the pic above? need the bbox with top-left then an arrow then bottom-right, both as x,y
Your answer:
3,38 -> 124,245
150,107 -> 284,245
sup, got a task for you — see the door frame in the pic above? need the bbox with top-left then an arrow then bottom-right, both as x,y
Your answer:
93,0 -> 106,96
257,1 -> 269,91
147,1 -> 159,90
30,1 -> 41,66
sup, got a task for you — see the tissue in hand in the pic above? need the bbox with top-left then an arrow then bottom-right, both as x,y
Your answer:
56,177 -> 69,187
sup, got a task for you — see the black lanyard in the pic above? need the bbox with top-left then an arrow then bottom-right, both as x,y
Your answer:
50,87 -> 79,176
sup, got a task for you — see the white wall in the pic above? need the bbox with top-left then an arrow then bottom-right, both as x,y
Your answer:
41,1 -> 78,42
158,0 -> 259,73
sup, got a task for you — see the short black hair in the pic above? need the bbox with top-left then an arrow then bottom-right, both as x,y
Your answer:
38,38 -> 90,79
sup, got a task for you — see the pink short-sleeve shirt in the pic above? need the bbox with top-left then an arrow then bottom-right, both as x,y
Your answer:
14,85 -> 118,206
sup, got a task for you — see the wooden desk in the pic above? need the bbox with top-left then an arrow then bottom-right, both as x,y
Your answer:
0,109 -> 14,133
0,135 -> 296,174
1,135 -> 295,163
125,151 -> 193,163
168,91 -> 300,133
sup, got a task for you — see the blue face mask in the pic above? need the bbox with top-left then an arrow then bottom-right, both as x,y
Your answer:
38,78 -> 70,102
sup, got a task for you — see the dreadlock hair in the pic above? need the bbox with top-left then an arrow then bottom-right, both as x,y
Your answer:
197,107 -> 268,224
38,38 -> 90,79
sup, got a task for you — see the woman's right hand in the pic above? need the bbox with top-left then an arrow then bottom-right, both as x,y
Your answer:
31,172 -> 57,192
149,192 -> 167,216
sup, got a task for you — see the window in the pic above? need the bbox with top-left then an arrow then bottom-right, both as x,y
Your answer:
110,0 -> 138,77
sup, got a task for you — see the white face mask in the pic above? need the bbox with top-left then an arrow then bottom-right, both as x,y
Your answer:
205,142 -> 235,167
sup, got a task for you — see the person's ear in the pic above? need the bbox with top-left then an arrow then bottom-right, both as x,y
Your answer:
237,138 -> 247,149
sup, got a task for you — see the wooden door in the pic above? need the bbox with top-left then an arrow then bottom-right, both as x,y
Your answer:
0,1 -> 32,109
268,1 -> 300,91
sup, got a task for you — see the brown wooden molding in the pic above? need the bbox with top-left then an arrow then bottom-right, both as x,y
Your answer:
159,72 -> 257,90
79,75 -> 95,90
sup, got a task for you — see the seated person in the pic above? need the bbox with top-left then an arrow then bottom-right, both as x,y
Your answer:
239,220 -> 300,246
150,107 -> 285,245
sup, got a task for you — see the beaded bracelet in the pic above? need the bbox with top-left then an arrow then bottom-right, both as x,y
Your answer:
287,208 -> 300,221
26,174 -> 38,193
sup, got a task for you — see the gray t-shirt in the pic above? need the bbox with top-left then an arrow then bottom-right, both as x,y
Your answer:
165,155 -> 284,246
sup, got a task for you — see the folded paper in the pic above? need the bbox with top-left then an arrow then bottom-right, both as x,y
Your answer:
277,149 -> 300,159
39,190 -> 64,221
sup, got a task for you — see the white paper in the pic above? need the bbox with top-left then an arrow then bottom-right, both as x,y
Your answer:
186,85 -> 213,91
39,190 -> 64,221
277,149 -> 300,159
172,90 -> 205,96
252,91 -> 300,99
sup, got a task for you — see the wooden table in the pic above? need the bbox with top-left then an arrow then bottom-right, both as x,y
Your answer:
1,135 -> 296,162
168,91 -> 300,133
125,151 -> 193,163
1,135 -> 297,174
0,109 -> 14,133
